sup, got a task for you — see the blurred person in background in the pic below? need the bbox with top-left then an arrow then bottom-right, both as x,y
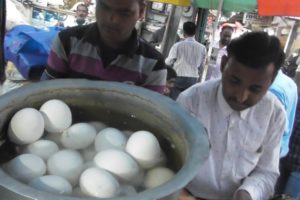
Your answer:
165,21 -> 206,100
275,96 -> 300,200
205,25 -> 234,81
269,69 -> 298,158
63,3 -> 89,27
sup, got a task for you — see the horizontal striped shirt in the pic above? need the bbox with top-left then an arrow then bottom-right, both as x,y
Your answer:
41,23 -> 167,94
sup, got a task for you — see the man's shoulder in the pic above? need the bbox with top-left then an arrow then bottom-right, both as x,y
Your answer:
259,91 -> 286,116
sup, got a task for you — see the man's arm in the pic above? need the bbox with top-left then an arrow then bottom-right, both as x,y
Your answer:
142,57 -> 167,94
199,47 -> 207,71
237,108 -> 286,200
165,44 -> 177,66
40,35 -> 69,80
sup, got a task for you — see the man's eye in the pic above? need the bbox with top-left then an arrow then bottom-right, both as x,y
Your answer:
119,12 -> 131,17
229,78 -> 239,84
249,87 -> 261,93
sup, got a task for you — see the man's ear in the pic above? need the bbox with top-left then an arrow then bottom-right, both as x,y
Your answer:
220,55 -> 228,72
139,4 -> 146,19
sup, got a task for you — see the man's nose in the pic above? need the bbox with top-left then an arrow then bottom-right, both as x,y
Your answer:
109,13 -> 120,24
236,89 -> 249,103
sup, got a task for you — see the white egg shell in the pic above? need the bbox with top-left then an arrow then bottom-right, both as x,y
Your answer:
23,140 -> 59,161
61,123 -> 96,150
144,167 -> 175,189
94,149 -> 139,183
88,121 -> 107,132
119,185 -> 137,196
95,127 -> 127,152
4,154 -> 46,183
8,108 -> 44,145
40,99 -> 72,134
29,175 -> 72,195
47,150 -> 83,186
80,144 -> 97,161
126,130 -> 161,169
80,167 -> 120,198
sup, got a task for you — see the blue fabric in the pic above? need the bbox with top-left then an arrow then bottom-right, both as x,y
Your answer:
284,171 -> 300,199
269,70 -> 298,158
4,25 -> 63,80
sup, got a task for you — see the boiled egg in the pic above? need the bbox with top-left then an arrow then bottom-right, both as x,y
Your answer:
3,154 -> 46,183
23,140 -> 59,161
40,99 -> 72,134
47,150 -> 83,186
144,167 -> 175,189
126,130 -> 161,169
29,175 -> 72,195
80,167 -> 120,198
61,123 -> 96,150
94,149 -> 139,183
95,127 -> 127,152
8,108 -> 44,145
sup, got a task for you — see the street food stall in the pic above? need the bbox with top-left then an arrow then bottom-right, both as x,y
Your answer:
0,1 -> 211,200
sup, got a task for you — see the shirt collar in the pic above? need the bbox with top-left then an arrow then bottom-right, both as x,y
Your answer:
217,81 -> 250,120
185,36 -> 196,41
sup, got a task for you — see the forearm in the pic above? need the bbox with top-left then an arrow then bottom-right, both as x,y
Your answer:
238,171 -> 278,200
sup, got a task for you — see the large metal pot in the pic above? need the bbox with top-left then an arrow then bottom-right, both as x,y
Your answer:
0,79 -> 209,200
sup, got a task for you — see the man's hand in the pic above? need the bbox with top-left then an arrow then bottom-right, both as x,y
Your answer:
178,189 -> 197,200
233,190 -> 252,200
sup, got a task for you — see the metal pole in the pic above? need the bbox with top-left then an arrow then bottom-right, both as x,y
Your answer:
195,8 -> 208,43
160,5 -> 183,58
284,20 -> 300,57
0,0 -> 6,83
201,0 -> 223,82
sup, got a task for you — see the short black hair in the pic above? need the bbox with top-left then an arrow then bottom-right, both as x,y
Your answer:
221,25 -> 234,33
77,3 -> 88,12
227,31 -> 285,75
183,21 -> 196,36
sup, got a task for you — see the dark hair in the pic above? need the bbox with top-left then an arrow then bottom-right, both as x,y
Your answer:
221,25 -> 234,33
227,31 -> 285,74
77,3 -> 88,12
183,21 -> 196,36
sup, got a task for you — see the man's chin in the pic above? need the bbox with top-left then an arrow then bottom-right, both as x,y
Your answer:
228,102 -> 249,111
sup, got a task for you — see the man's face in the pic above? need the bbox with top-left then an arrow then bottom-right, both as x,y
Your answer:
76,5 -> 88,20
96,0 -> 144,48
221,56 -> 275,111
220,28 -> 233,46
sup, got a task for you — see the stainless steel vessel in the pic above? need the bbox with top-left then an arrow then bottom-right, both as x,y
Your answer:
0,79 -> 209,200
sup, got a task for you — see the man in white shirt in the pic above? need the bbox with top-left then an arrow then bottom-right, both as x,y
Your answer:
165,21 -> 206,100
177,32 -> 286,200
205,25 -> 233,81
63,3 -> 89,27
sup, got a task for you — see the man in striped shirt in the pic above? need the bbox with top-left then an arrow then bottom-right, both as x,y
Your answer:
41,0 -> 167,94
165,21 -> 206,100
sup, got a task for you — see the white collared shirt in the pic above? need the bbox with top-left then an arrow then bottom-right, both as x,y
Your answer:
206,41 -> 227,80
177,79 -> 286,200
165,37 -> 206,78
